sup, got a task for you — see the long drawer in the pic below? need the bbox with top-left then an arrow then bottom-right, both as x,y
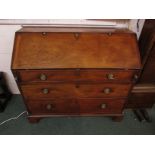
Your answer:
20,83 -> 131,99
27,98 -> 125,115
17,69 -> 137,83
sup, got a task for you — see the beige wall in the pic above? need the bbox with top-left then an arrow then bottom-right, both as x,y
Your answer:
0,19 -> 144,94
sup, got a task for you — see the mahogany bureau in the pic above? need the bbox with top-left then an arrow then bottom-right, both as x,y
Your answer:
11,27 -> 141,123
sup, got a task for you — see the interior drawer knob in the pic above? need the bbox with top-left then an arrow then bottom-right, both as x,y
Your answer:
40,74 -> 47,81
107,73 -> 115,80
74,33 -> 80,39
103,88 -> 111,94
42,88 -> 49,94
101,103 -> 107,109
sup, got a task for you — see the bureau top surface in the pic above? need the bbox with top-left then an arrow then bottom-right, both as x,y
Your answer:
12,27 -> 141,69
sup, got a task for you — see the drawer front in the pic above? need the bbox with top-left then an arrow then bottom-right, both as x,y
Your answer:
78,98 -> 125,114
18,69 -> 136,83
27,99 -> 79,115
18,70 -> 76,82
20,83 -> 131,99
26,98 -> 125,115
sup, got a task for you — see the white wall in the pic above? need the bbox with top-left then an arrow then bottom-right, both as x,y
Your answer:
128,19 -> 145,38
0,25 -> 21,94
0,19 -> 144,94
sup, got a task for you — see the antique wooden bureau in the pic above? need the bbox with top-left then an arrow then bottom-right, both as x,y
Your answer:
11,27 -> 141,123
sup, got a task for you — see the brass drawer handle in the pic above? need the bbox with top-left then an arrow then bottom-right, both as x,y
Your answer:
46,104 -> 52,110
42,88 -> 49,94
134,74 -> 139,80
101,103 -> 106,109
107,73 -> 115,80
103,88 -> 111,94
40,74 -> 47,81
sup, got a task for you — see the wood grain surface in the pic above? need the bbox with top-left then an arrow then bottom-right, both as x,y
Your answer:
12,31 -> 141,69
